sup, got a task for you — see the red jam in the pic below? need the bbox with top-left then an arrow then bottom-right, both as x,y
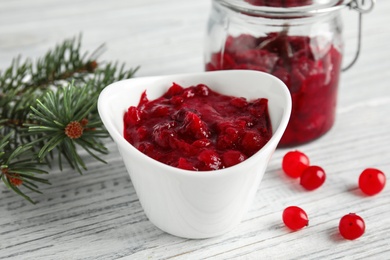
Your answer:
206,32 -> 342,146
245,0 -> 313,7
123,83 -> 272,171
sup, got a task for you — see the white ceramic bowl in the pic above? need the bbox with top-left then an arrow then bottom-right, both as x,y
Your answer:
98,70 -> 291,239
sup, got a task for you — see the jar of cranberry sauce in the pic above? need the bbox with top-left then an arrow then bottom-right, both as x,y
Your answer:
205,0 -> 375,146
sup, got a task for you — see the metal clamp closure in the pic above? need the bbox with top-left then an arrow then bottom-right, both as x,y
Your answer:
342,0 -> 376,71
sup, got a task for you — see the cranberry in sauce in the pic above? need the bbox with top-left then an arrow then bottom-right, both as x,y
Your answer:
123,83 -> 272,171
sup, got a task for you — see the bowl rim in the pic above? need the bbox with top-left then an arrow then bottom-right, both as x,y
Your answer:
98,70 -> 292,178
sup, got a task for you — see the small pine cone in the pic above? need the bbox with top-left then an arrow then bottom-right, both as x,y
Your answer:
80,118 -> 89,127
65,121 -> 84,139
9,174 -> 23,186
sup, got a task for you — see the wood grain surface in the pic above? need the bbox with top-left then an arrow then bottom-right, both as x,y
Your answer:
0,0 -> 389,259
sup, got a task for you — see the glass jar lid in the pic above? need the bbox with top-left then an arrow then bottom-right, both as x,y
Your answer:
215,0 -> 374,18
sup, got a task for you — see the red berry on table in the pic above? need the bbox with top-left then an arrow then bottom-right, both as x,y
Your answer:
282,206 -> 309,231
282,150 -> 310,178
300,165 -> 326,191
338,213 -> 365,240
358,168 -> 386,196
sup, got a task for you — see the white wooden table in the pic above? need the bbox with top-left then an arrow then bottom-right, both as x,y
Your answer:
1,0 -> 389,259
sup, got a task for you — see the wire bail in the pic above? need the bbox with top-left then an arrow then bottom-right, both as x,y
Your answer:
342,0 -> 376,71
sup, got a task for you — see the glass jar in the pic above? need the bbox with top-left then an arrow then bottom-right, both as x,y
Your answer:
204,0 -> 373,147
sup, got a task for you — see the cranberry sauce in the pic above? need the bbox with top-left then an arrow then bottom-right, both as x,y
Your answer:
245,0 -> 313,7
123,83 -> 272,171
206,33 -> 342,146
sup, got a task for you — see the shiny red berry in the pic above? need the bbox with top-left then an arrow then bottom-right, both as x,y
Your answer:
300,165 -> 326,191
282,150 -> 310,178
338,213 -> 365,240
358,168 -> 386,196
282,206 -> 309,231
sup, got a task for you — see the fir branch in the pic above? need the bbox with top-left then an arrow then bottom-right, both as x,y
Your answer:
26,82 -> 109,173
0,35 -> 139,202
0,130 -> 49,204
